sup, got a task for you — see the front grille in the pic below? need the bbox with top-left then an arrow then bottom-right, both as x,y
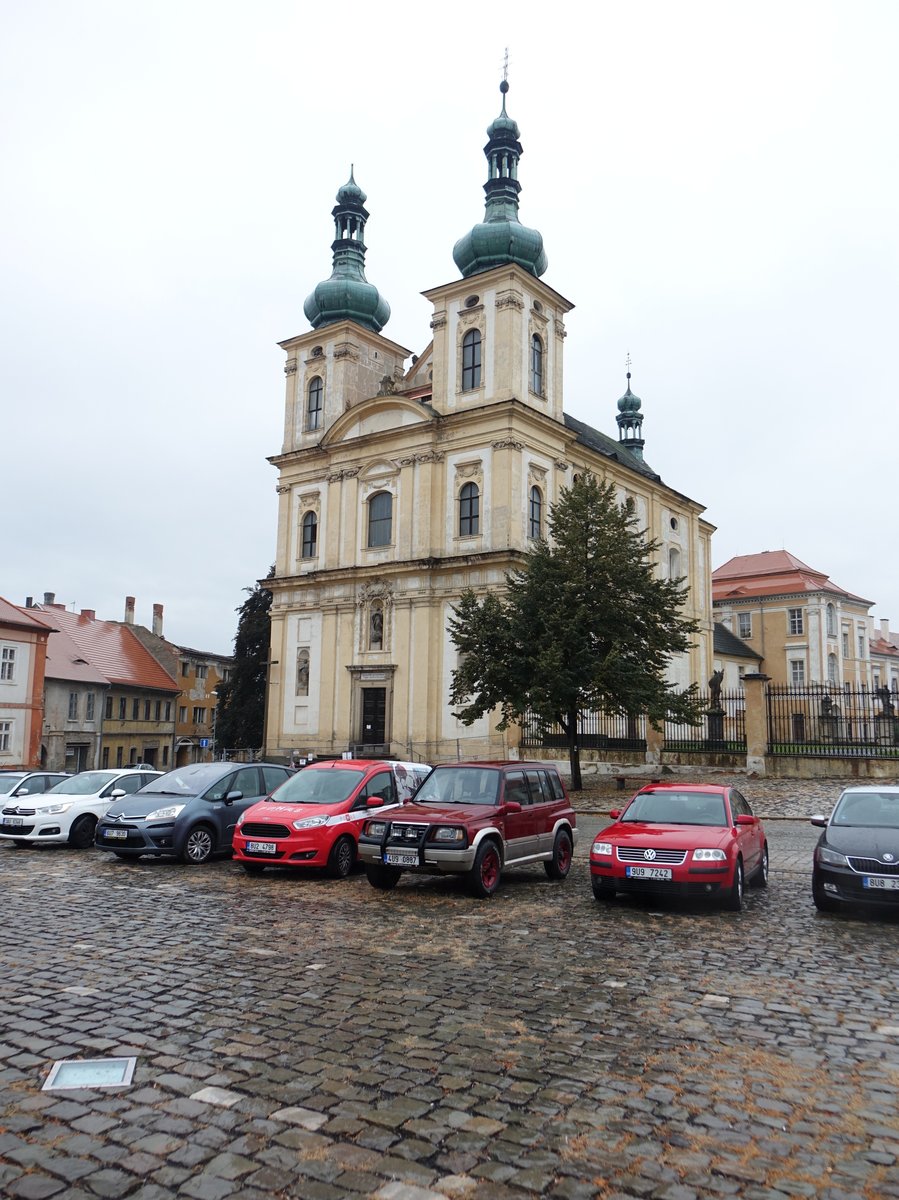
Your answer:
241,822 -> 291,839
0,823 -> 34,835
387,823 -> 428,844
2,807 -> 36,817
848,856 -> 899,876
617,847 -> 688,865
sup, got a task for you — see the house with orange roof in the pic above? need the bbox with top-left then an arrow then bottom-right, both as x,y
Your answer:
712,551 -> 874,689
0,597 -> 51,769
39,618 -> 110,772
870,619 -> 899,698
31,594 -> 179,770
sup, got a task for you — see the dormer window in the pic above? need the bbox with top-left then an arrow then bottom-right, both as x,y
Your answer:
462,330 -> 482,391
306,377 -> 323,431
530,334 -> 544,395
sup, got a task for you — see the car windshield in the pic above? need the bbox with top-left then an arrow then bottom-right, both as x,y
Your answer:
138,764 -> 232,796
413,767 -> 500,806
832,792 -> 899,827
622,790 -> 728,826
269,769 -> 365,805
0,774 -> 27,794
46,772 -> 120,795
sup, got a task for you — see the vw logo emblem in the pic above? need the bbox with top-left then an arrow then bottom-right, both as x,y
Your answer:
644,849 -> 656,861
884,853 -> 895,863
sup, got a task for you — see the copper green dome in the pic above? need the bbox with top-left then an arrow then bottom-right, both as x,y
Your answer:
617,378 -> 642,414
616,370 -> 645,462
453,80 -> 548,280
304,168 -> 390,333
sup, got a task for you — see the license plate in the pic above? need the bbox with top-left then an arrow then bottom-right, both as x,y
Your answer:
385,852 -> 418,866
626,865 -> 672,880
246,841 -> 277,854
4,818 -> 23,828
103,829 -> 128,839
863,876 -> 899,890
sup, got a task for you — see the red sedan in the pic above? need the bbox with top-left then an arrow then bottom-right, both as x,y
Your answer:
589,783 -> 768,911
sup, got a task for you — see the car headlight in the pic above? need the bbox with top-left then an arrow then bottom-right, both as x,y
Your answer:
365,821 -> 388,838
145,805 -> 185,821
430,826 -> 465,843
692,848 -> 727,861
292,816 -> 328,830
38,802 -> 74,815
592,841 -> 613,856
817,846 -> 849,867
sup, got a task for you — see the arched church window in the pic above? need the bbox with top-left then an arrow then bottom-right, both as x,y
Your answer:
367,491 -> 393,548
459,482 -> 480,536
528,486 -> 543,540
828,653 -> 838,684
530,334 -> 544,395
668,547 -> 681,579
301,511 -> 317,559
826,603 -> 837,637
306,377 -> 323,430
462,330 -> 481,391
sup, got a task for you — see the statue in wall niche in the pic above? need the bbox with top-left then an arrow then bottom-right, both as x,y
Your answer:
295,648 -> 310,697
708,670 -> 724,709
377,374 -> 396,395
370,607 -> 383,649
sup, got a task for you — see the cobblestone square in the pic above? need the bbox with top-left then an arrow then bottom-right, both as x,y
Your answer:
2,779 -> 898,1199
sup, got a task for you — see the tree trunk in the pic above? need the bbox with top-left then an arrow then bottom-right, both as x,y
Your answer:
567,709 -> 582,791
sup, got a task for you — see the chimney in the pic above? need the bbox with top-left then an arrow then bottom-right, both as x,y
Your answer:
43,592 -> 55,605
124,596 -> 135,625
80,609 -> 96,621
25,597 -> 33,608
881,618 -> 891,640
152,603 -> 164,637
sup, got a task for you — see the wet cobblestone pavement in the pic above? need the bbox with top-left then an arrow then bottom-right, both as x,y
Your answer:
2,777 -> 899,1199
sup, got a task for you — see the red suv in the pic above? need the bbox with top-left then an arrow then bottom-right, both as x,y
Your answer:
356,760 -> 578,897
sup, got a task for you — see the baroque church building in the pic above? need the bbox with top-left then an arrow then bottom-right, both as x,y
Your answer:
265,82 -> 714,761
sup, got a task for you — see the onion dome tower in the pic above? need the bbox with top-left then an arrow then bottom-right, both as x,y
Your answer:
452,79 -> 548,279
303,168 -> 390,333
616,365 -> 645,462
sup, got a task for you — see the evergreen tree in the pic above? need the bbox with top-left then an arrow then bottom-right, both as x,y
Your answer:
448,475 -> 703,789
214,568 -> 274,754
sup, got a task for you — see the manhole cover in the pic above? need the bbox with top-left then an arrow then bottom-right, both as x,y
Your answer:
43,1057 -> 137,1091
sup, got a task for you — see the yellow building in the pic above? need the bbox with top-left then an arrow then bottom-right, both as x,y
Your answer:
265,83 -> 714,762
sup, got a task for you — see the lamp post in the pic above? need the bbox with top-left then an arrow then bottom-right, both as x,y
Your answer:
210,690 -> 218,761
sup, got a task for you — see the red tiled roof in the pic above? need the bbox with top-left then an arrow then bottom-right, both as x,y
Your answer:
43,625 -> 110,685
35,606 -> 179,692
712,550 -> 872,606
0,597 -> 54,634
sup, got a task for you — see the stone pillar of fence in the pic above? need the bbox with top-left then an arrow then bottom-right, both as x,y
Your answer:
741,673 -> 770,775
645,722 -> 665,764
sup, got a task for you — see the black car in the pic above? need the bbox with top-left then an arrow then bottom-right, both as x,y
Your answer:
811,786 -> 899,912
94,762 -> 293,864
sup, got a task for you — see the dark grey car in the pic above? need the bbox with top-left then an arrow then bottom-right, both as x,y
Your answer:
94,762 -> 293,864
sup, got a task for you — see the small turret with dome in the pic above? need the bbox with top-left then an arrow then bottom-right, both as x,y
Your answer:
304,168 -> 390,333
616,359 -> 646,461
452,77 -> 548,280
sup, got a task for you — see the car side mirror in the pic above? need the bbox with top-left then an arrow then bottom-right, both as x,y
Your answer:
224,790 -> 243,804
366,796 -> 385,807
109,789 -> 126,799
15,788 -> 30,796
609,809 -> 621,820
735,814 -> 757,826
504,801 -> 522,814
810,815 -> 829,827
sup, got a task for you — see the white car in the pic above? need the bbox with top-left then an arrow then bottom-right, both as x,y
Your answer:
0,768 -> 162,849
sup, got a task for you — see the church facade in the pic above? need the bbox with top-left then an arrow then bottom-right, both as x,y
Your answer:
264,83 -> 714,762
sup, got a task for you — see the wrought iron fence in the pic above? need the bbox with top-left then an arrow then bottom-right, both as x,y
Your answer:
767,684 -> 899,758
520,709 -> 646,751
663,690 -> 746,754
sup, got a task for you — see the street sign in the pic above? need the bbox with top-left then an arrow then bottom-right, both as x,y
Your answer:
199,738 -> 209,748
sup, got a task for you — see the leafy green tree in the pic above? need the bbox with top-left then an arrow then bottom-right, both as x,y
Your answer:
448,475 -> 703,789
214,568 -> 274,754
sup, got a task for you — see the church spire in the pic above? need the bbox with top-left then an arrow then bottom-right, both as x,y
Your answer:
303,168 -> 390,333
616,356 -> 646,461
452,73 -> 548,279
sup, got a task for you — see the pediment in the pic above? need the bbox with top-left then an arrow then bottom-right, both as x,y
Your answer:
323,395 -> 435,446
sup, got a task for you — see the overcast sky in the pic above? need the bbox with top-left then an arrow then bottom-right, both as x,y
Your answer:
3,1 -> 897,654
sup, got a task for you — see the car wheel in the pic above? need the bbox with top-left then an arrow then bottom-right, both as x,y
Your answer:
114,852 -> 140,861
544,829 -> 573,881
182,825 -> 215,864
68,815 -> 97,850
813,876 -> 840,913
366,864 -> 401,890
242,862 -> 265,875
724,858 -> 744,911
328,836 -> 355,879
750,843 -> 769,888
469,840 -> 502,898
592,877 -> 616,902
